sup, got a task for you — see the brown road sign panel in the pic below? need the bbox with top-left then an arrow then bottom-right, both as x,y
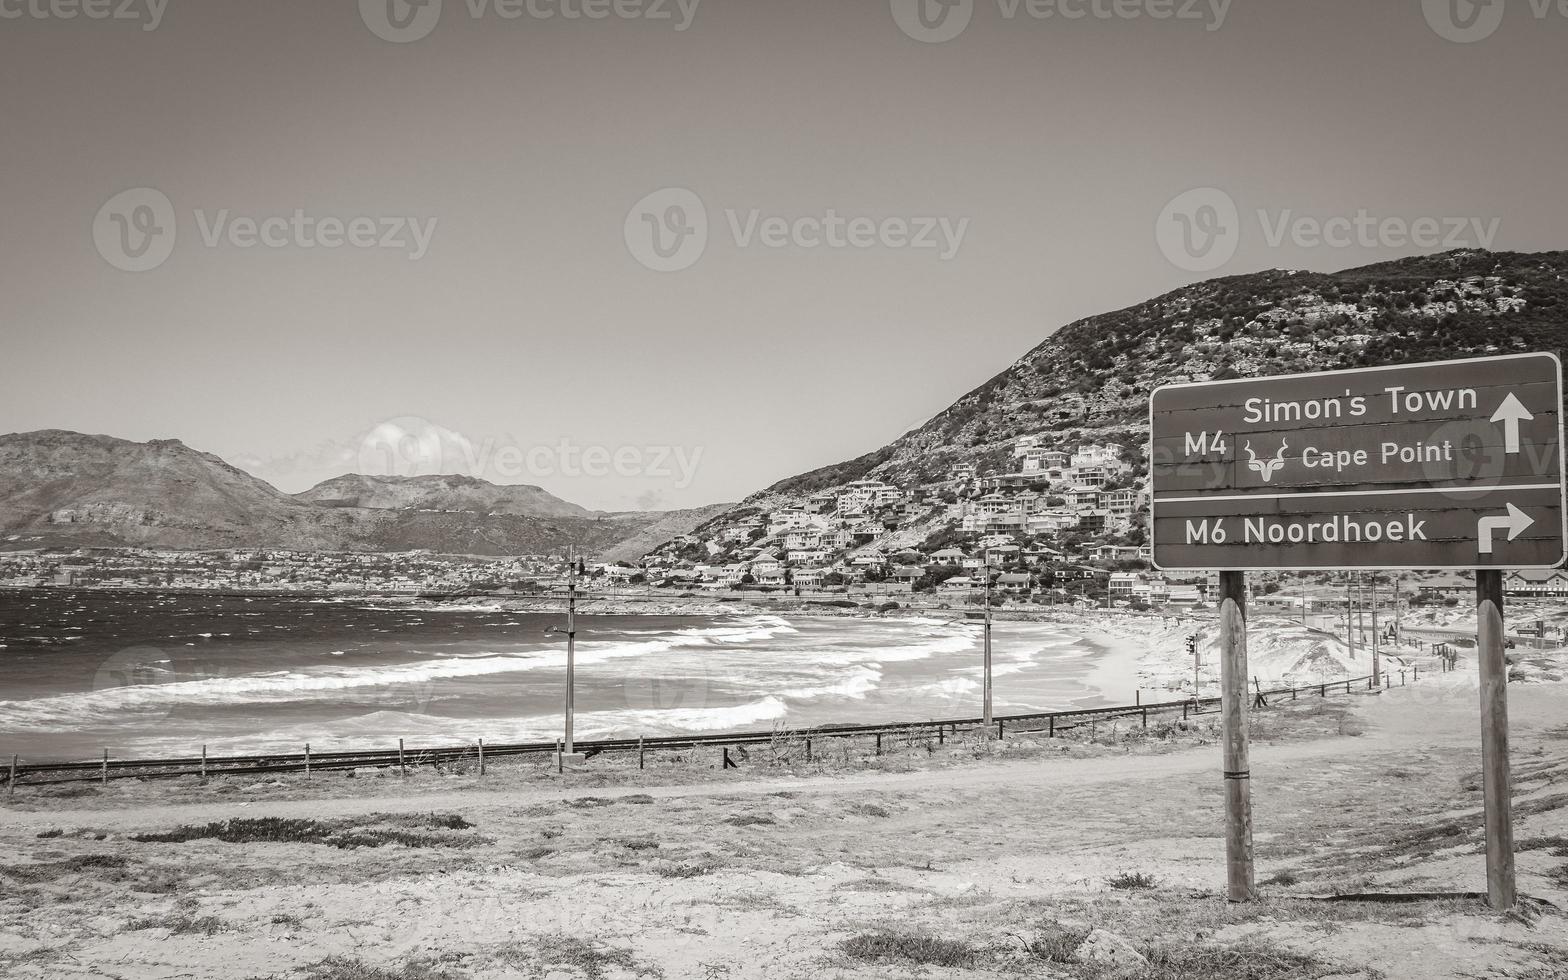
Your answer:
1150,353 -> 1567,571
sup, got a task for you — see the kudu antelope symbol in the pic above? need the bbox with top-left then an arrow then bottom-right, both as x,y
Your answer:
1245,439 -> 1289,483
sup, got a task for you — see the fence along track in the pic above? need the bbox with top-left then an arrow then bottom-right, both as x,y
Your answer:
5,671 -> 1409,788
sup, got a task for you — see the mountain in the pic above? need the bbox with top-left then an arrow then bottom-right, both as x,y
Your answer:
667,249 -> 1568,561
593,504 -> 737,564
0,430 -> 729,557
296,473 -> 593,520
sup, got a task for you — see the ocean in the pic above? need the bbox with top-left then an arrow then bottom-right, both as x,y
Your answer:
0,591 -> 1121,762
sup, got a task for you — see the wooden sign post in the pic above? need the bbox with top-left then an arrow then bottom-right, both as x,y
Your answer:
1151,353 -> 1565,910
1476,569 -> 1516,910
1218,570 -> 1256,902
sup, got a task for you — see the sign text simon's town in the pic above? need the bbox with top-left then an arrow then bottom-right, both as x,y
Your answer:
1150,353 -> 1567,570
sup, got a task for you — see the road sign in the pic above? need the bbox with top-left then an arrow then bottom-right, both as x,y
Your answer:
1150,353 -> 1566,570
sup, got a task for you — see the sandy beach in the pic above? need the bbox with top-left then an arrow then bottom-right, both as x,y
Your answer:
3,650 -> 1566,980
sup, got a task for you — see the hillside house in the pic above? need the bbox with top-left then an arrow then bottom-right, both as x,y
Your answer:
1505,569 -> 1568,597
793,568 -> 828,589
1093,544 -> 1143,562
784,529 -> 822,550
996,572 -> 1033,595
1077,510 -> 1110,535
1065,486 -> 1101,510
1099,488 -> 1136,516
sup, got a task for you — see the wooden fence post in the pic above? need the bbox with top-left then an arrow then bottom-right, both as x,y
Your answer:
638,736 -> 645,770
478,738 -> 485,777
304,743 -> 311,779
200,744 -> 207,781
101,749 -> 108,786
875,733 -> 882,756
398,738 -> 406,778
8,754 -> 15,797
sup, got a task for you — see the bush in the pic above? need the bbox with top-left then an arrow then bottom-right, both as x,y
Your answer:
841,932 -> 981,968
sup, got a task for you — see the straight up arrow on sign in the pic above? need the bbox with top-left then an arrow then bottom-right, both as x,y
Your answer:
1478,503 -> 1535,555
1491,393 -> 1534,455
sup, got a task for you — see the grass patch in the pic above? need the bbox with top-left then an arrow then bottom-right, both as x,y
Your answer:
723,814 -> 775,827
836,876 -> 923,893
841,931 -> 981,968
653,862 -> 715,878
1107,871 -> 1157,891
1517,835 -> 1568,857
1,854 -> 128,883
1141,941 -> 1338,979
125,914 -> 227,936
0,853 -> 178,894
490,934 -> 650,980
301,956 -> 458,980
130,815 -> 484,850
1017,921 -> 1090,963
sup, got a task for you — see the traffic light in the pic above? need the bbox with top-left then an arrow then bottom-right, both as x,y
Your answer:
1186,634 -> 1198,655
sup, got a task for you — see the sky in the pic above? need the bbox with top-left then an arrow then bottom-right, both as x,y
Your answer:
1,0 -> 1565,511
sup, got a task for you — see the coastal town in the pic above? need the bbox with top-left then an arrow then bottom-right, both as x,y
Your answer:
642,437 -> 1181,604
11,433 -> 1568,616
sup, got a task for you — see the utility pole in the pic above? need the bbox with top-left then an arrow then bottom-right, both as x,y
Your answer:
1344,574 -> 1355,661
1394,573 -> 1403,648
566,556 -> 577,755
1356,574 -> 1366,650
1188,633 -> 1200,699
1371,575 -> 1381,686
982,566 -> 994,731
557,553 -> 586,766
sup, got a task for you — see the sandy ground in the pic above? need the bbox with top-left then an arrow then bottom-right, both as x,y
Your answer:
2,665 -> 1566,980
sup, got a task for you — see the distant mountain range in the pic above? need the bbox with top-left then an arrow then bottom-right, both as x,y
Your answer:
678,248 -> 1568,553
0,430 -> 730,557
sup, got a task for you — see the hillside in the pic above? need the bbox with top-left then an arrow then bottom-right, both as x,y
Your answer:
593,504 -> 737,564
0,431 -> 727,557
657,249 -> 1568,578
296,473 -> 593,520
